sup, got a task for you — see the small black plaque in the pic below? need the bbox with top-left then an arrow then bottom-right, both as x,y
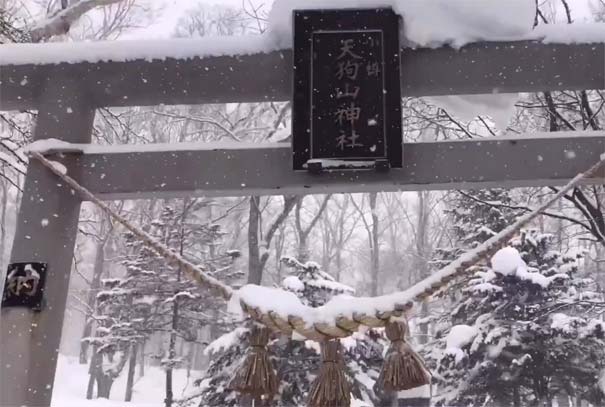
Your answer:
293,8 -> 403,170
2,262 -> 47,310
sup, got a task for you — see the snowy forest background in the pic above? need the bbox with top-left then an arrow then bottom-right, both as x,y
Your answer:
2,0 -> 605,406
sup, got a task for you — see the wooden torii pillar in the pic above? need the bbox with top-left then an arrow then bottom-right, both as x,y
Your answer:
0,34 -> 604,407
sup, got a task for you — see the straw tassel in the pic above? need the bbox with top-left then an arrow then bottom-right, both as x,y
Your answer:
229,324 -> 278,402
377,319 -> 430,391
307,340 -> 351,407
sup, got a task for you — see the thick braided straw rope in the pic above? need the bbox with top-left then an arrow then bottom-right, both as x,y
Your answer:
30,150 -> 605,341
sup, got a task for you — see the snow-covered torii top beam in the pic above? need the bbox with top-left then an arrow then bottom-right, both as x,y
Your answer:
2,0 -> 604,65
0,21 -> 603,66
1,0 -> 604,111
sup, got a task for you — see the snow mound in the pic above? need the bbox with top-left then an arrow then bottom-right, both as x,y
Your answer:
465,282 -> 502,294
133,295 -> 157,305
306,278 -> 356,294
23,138 -> 81,154
1,35 -> 277,66
396,384 -> 431,399
491,247 -> 525,276
550,313 -> 583,334
446,324 -> 478,349
282,276 -> 305,292
535,23 -> 605,44
228,285 -> 308,319
515,266 -> 568,288
444,324 -> 478,364
268,0 -> 536,49
490,247 -> 568,288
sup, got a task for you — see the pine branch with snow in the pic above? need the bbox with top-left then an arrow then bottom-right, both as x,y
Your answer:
425,231 -> 605,406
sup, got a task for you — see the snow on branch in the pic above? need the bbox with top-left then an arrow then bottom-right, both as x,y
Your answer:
204,327 -> 249,356
30,0 -> 124,43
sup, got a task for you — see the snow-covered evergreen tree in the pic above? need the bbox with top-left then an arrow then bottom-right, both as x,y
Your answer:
424,190 -> 523,356
191,257 -> 386,406
424,190 -> 605,406
450,190 -> 522,249
88,202 -> 242,400
425,230 -> 605,406
431,189 -> 522,271
86,276 -> 142,398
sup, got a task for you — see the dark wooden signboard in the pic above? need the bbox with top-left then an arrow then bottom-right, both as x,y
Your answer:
2,262 -> 47,311
292,8 -> 403,171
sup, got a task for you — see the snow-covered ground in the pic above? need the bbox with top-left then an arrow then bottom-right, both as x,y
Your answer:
51,355 -> 201,407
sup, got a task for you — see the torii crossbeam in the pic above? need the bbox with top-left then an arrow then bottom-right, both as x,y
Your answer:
0,31 -> 604,407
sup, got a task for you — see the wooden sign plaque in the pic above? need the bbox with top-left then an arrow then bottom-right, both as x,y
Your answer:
2,262 -> 47,311
292,8 -> 403,171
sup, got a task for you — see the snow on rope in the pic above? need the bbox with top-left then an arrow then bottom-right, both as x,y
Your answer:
28,149 -> 605,341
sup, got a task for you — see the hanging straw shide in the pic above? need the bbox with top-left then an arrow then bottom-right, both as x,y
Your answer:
307,340 -> 350,407
229,324 -> 278,401
377,319 -> 430,391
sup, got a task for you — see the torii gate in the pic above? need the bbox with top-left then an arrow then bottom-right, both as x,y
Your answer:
0,10 -> 605,407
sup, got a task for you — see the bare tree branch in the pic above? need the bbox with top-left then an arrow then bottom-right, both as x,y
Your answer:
30,0 -> 125,42
152,110 -> 242,142
457,190 -> 593,235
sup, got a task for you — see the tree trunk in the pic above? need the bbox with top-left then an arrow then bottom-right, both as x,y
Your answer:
369,192 -> 379,296
92,351 -> 119,400
415,192 -> 431,344
248,195 -> 297,284
556,198 -> 564,251
0,180 -> 7,270
275,228 -> 285,282
186,341 -> 195,378
594,241 -> 604,287
513,386 -> 520,407
556,393 -> 570,407
125,342 -> 138,401
86,345 -> 100,399
80,237 -> 106,364
334,196 -> 348,281
298,234 -> 309,263
248,196 -> 263,284
294,195 -> 331,264
320,218 -> 331,272
79,323 -> 93,364
96,373 -> 113,399
335,248 -> 342,282
395,396 -> 430,407
191,339 -> 200,372
165,358 -> 174,407
138,339 -> 146,378
165,285 -> 180,407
